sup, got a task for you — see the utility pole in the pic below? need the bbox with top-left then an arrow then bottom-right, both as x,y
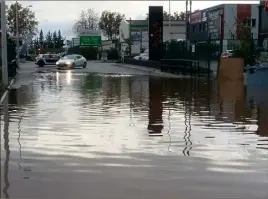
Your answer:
185,0 -> 189,41
169,0 -> 171,41
1,0 -> 9,86
16,1 -> 20,69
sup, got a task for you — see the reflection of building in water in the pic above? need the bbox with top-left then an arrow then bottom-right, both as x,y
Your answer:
211,80 -> 247,122
148,78 -> 164,135
120,77 -> 130,102
130,76 -> 149,106
255,105 -> 268,137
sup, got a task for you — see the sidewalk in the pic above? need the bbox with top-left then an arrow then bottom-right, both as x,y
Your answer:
12,61 -> 37,89
113,63 -> 185,78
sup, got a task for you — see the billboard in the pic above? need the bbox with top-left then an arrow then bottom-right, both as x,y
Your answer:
190,11 -> 201,24
148,6 -> 163,61
131,30 -> 148,42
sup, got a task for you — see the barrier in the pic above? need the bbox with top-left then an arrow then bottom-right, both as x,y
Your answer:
217,58 -> 244,81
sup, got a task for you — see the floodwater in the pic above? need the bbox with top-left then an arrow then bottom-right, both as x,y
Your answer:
0,71 -> 267,199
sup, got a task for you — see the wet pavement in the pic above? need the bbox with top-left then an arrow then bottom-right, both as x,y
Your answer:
0,63 -> 267,199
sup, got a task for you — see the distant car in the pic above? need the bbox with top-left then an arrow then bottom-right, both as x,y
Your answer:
35,54 -> 60,67
221,50 -> 234,58
133,49 -> 149,60
56,54 -> 87,69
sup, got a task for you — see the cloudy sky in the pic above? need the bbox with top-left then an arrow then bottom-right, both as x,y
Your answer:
8,1 -> 258,40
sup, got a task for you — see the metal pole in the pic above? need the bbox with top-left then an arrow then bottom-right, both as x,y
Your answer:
185,0 -> 188,40
1,0 -> 9,86
169,0 -> 171,41
140,28 -> 142,53
16,1 -> 20,69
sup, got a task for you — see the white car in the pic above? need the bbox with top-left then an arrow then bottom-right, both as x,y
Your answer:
133,49 -> 149,60
56,54 -> 87,69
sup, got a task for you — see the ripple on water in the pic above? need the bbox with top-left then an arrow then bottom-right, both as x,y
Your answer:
1,73 -> 268,198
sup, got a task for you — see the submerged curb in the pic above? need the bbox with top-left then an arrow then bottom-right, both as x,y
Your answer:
0,78 -> 15,104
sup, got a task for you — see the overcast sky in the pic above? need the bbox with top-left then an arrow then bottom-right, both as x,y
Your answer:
8,1 -> 259,40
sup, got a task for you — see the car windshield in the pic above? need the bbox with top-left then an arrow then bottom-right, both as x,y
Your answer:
61,55 -> 75,60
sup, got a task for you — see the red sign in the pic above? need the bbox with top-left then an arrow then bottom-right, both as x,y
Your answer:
265,0 -> 268,11
190,11 -> 201,24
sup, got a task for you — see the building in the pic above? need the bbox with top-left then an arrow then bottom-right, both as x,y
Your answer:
258,1 -> 268,48
187,4 -> 259,51
119,19 -> 186,55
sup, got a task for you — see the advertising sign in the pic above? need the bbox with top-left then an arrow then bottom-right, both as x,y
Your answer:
131,30 -> 148,42
207,9 -> 223,40
148,6 -> 163,61
190,11 -> 201,24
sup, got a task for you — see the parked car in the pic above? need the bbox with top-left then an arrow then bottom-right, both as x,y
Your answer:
35,54 -> 60,67
221,50 -> 234,58
56,54 -> 87,69
133,49 -> 149,60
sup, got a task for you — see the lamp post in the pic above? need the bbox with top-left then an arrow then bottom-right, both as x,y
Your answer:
1,0 -> 8,86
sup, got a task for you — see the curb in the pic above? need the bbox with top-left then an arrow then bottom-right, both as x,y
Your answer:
113,63 -> 158,73
0,78 -> 16,104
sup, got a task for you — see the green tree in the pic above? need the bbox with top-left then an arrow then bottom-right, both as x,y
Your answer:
52,31 -> 57,48
6,2 -> 39,37
73,9 -> 99,35
99,11 -> 125,40
39,29 -> 44,47
45,31 -> 53,48
56,30 -> 64,48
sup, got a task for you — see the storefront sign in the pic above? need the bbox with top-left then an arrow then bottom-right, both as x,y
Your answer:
190,11 -> 201,24
201,12 -> 207,22
265,0 -> 268,11
207,9 -> 223,40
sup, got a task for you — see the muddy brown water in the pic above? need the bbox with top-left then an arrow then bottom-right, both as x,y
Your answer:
0,71 -> 267,198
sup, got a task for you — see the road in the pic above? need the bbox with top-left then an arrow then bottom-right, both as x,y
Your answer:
0,61 -> 267,199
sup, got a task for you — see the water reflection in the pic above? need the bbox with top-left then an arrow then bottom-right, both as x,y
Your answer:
0,73 -> 267,198
3,96 -> 10,198
148,79 -> 164,136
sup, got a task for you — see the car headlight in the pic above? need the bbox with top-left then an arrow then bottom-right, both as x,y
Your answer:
56,62 -> 59,65
66,61 -> 71,65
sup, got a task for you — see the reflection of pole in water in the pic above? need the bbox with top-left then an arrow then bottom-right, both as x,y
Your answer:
18,109 -> 23,170
183,102 -> 192,156
148,79 -> 164,136
3,96 -> 10,198
167,104 -> 172,152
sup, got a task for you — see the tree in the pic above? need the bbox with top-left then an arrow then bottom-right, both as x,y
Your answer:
39,29 -> 44,47
52,31 -> 57,48
56,30 -> 64,48
145,11 -> 186,20
99,11 -> 125,40
6,2 -> 39,38
45,31 -> 52,48
73,9 -> 99,35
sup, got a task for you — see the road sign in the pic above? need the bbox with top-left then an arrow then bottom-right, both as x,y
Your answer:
79,36 -> 101,47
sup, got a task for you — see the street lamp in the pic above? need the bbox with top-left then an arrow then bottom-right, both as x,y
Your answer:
16,2 -> 32,69
1,0 -> 8,86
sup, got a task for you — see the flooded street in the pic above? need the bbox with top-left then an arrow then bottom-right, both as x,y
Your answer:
1,68 -> 267,198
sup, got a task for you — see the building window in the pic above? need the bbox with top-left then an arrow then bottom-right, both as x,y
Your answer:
251,19 -> 256,27
199,24 -> 202,32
